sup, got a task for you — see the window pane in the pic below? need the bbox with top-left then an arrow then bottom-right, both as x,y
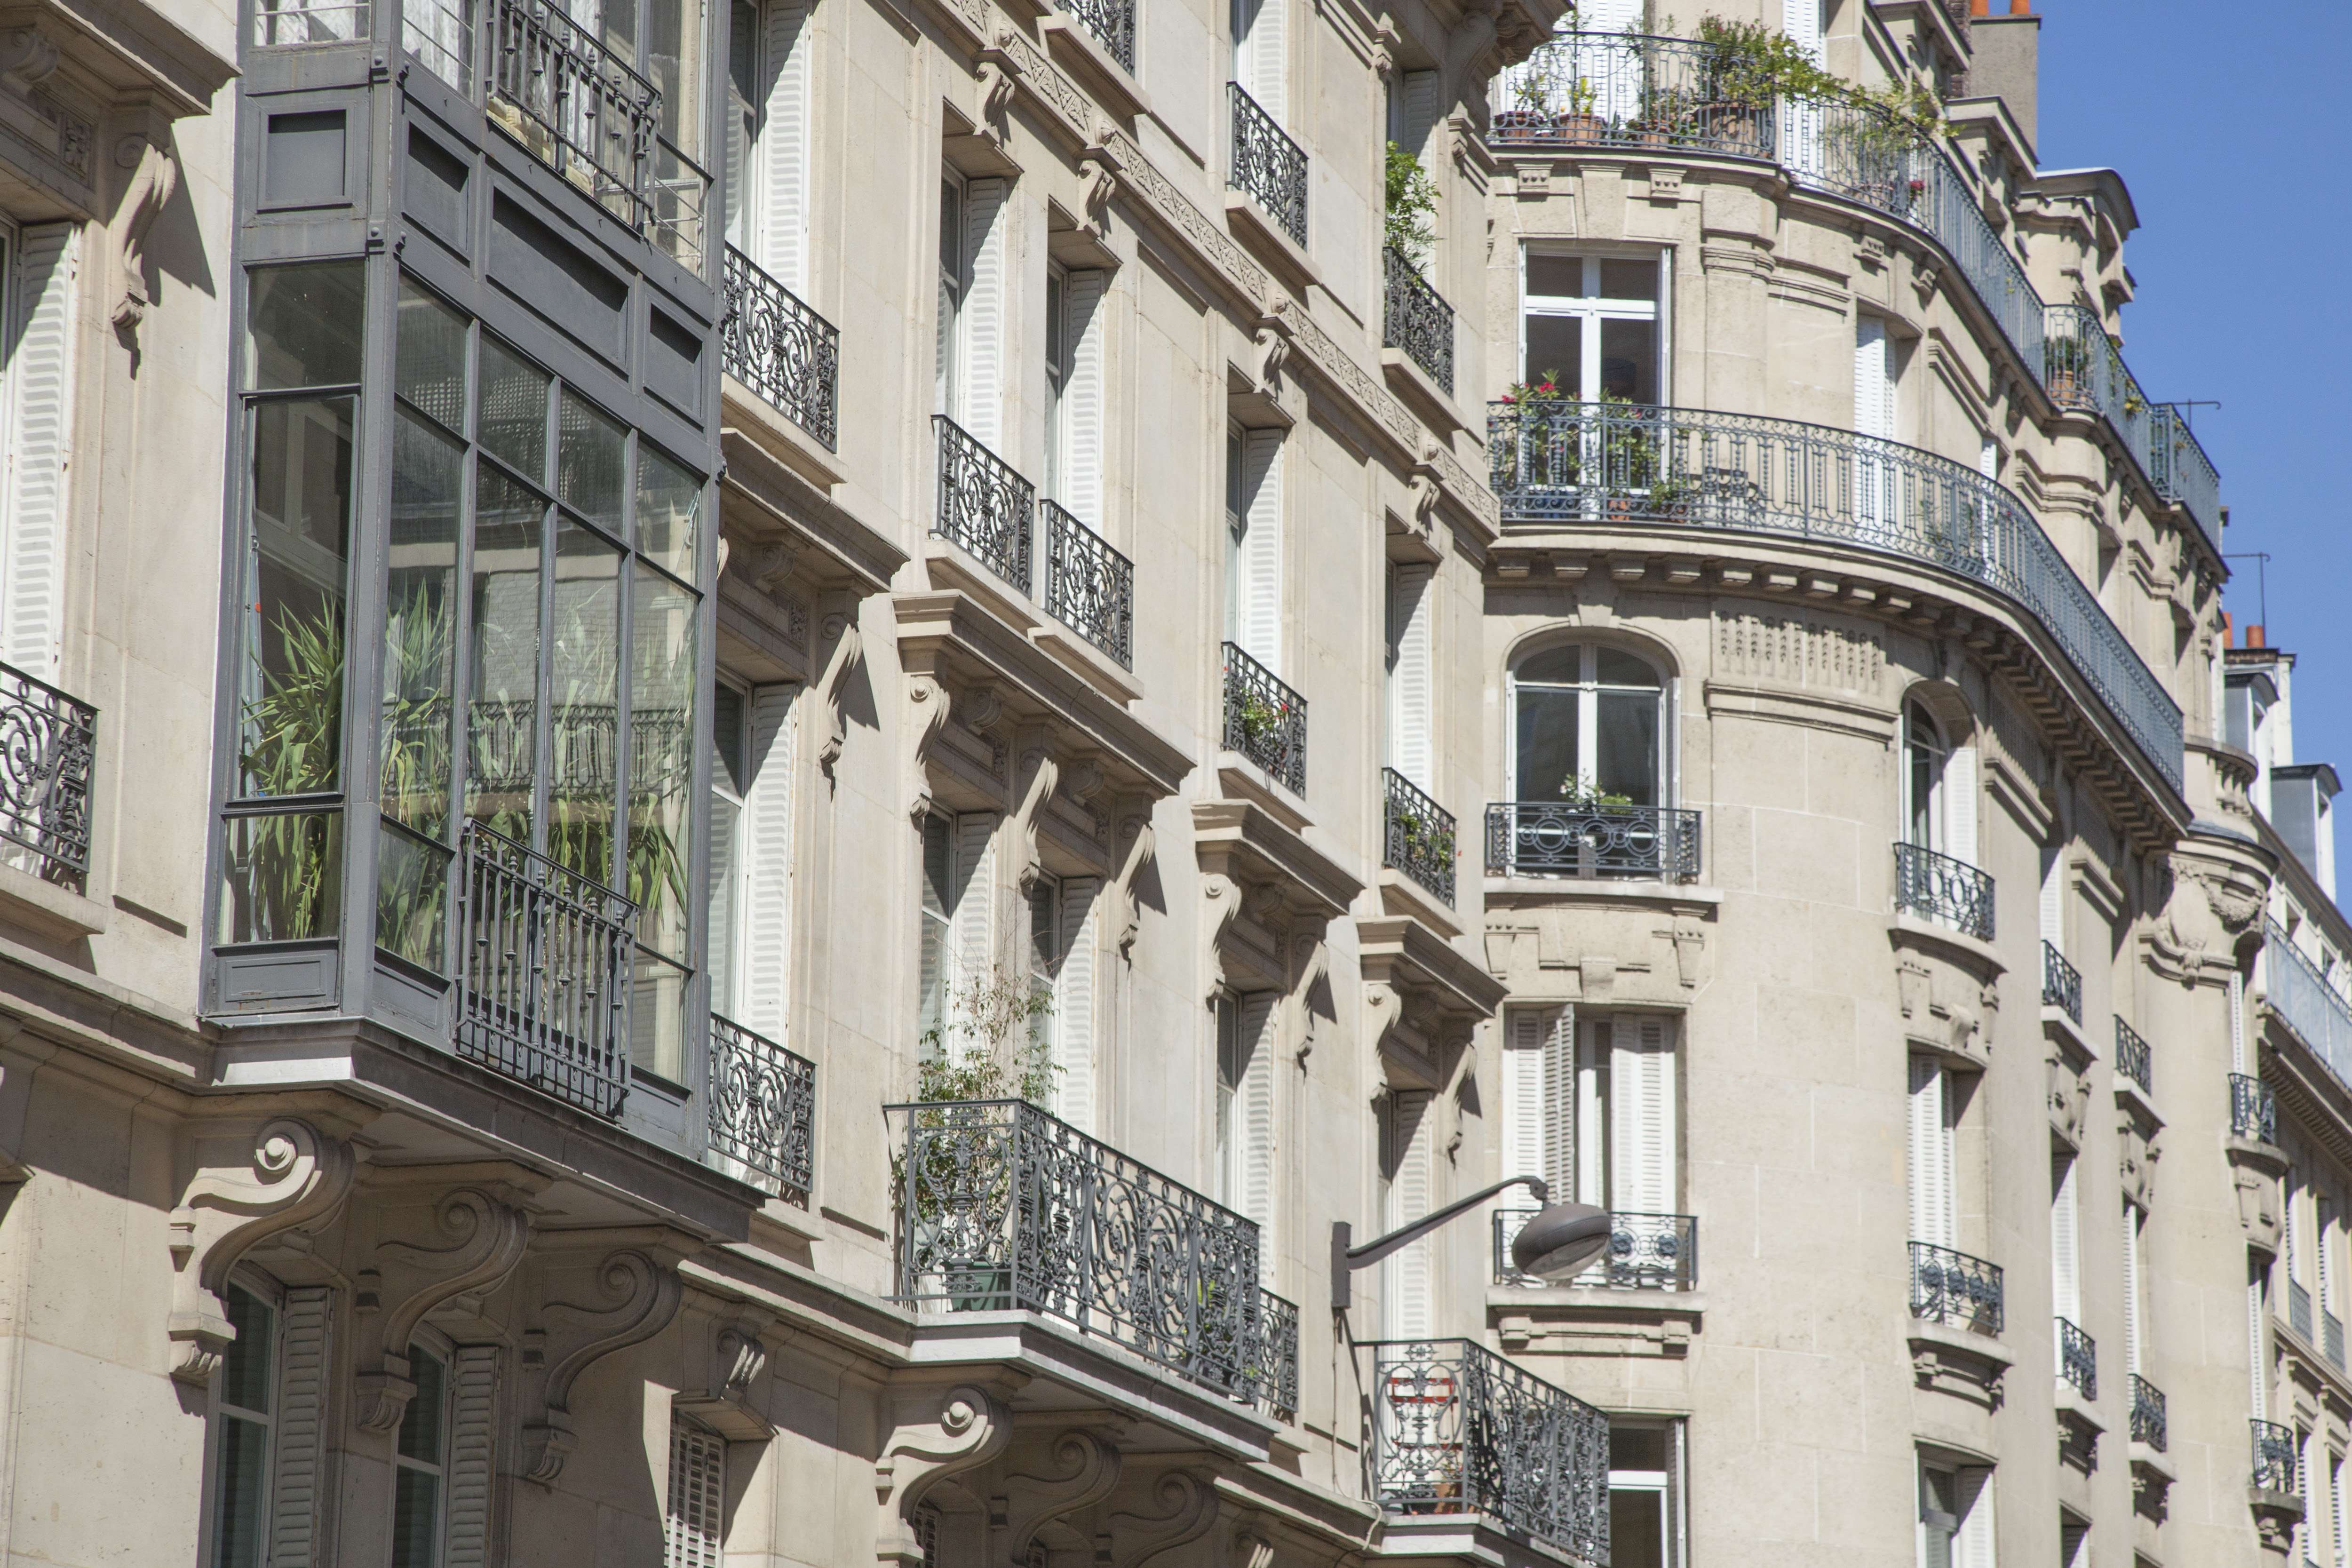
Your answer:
210,1416 -> 272,1568
1518,645 -> 1582,685
219,810 -> 343,943
1595,647 -> 1660,688
376,818 -> 451,970
240,396 -> 356,797
1600,317 -> 1656,403
1515,687 -> 1580,800
636,445 -> 702,581
477,336 -> 549,482
1526,254 -> 1586,298
395,279 -> 468,430
391,1468 -> 443,1568
398,1347 -> 447,1462
645,0 -> 705,155
549,521 -> 624,888
707,787 -> 739,1017
247,261 -> 366,390
1524,316 -> 1581,397
384,407 -> 463,836
1596,691 -> 1659,805
466,472 -> 544,842
1606,1488 -> 1665,1568
558,392 -> 628,535
1598,257 -> 1658,301
918,815 -> 952,1051
1610,1424 -> 1669,1470
221,1286 -> 276,1412
630,947 -> 688,1080
628,561 -> 698,958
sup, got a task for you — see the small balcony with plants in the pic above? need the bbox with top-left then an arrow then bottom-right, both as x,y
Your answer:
1221,642 -> 1306,796
1379,144 -> 1454,406
1381,769 -> 1456,908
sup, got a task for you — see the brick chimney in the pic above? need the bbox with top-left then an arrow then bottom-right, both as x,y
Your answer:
1970,0 -> 2042,149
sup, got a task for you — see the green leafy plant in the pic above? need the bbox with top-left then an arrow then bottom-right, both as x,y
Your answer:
1558,776 -> 1636,809
1384,141 -> 1438,268
916,966 -> 1060,1105
231,602 -> 347,941
1233,688 -> 1294,751
1392,809 -> 1457,864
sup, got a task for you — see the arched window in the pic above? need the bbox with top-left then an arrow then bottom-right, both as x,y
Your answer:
1511,642 -> 1666,807
1903,700 -> 1947,851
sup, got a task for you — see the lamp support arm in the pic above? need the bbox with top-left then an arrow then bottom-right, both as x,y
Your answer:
1329,1175 -> 1548,1311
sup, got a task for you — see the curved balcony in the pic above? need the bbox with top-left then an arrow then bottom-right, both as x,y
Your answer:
2263,917 -> 2352,1091
1894,843 -> 1994,941
1910,1240 -> 2002,1335
1488,398 -> 2185,790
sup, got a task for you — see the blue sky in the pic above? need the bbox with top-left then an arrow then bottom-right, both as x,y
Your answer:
2032,2 -> 2352,770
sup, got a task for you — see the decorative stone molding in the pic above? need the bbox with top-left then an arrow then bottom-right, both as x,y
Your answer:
2046,1038 -> 2091,1149
168,1119 -> 357,1385
1105,1468 -> 1216,1568
1909,1321 -> 2008,1412
1289,931 -> 1330,1063
2117,1104 -> 2161,1210
875,1380 -> 1016,1567
519,1248 -> 684,1482
2150,854 -> 2267,984
1201,871 -> 1244,1004
672,1301 -> 777,1440
353,1186 -> 534,1433
1107,814 -> 1155,958
997,1428 -> 1121,1561
1010,748 -> 1062,896
2231,1134 -> 2289,1256
112,132 -> 175,334
818,613 -> 863,780
2057,1392 -> 2101,1475
2250,1487 -> 2303,1559
906,674 -> 956,823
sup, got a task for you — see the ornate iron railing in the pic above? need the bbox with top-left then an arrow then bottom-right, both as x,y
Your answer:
933,415 -> 1035,590
1485,801 -> 1701,881
487,0 -> 661,235
2114,1016 -> 2153,1095
2056,1316 -> 2096,1400
2042,940 -> 2082,1023
1366,1338 -> 1609,1560
1043,501 -> 1135,669
1893,842 -> 1994,941
2264,918 -> 2352,1092
706,1014 -> 816,1204
722,246 -> 839,449
2130,1374 -> 2166,1451
1493,31 -> 1777,160
1221,642 -> 1306,794
0,661 -> 96,880
1910,1240 -> 2002,1334
2042,302 -> 2222,557
1488,398 -> 2185,790
1057,0 -> 1133,72
888,1098 -> 1298,1412
453,820 -> 637,1117
1382,247 -> 1454,394
1494,1207 -> 1697,1291
1382,769 -> 1456,906
2147,403 -> 2223,555
2253,1417 -> 2299,1495
1228,84 -> 1307,245
2233,1073 -> 2279,1145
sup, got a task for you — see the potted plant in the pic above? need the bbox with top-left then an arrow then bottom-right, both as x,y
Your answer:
1494,57 -> 1555,139
1553,75 -> 1603,142
1495,373 -> 1573,488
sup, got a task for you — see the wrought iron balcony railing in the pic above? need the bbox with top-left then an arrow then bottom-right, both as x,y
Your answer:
1043,501 -> 1135,669
0,661 -> 96,882
2233,1073 -> 2280,1145
888,1098 -> 1298,1414
1893,842 -> 1994,941
933,415 -> 1035,591
1484,801 -> 1701,881
1493,32 -> 1777,160
1487,398 -> 2185,790
1910,1240 -> 2002,1335
1367,1337 -> 1609,1560
453,820 -> 637,1117
722,246 -> 839,449
706,1013 -> 816,1204
2253,1417 -> 2299,1495
1221,642 -> 1306,794
1057,0 -> 1133,72
2264,918 -> 2352,1092
1382,769 -> 1456,906
2042,940 -> 2081,1023
2042,302 -> 2222,557
2147,402 -> 2222,555
1382,247 -> 1454,394
485,0 -> 662,234
2114,1017 -> 2153,1096
1228,84 -> 1307,245
1494,1207 -> 1697,1291
2130,1373 -> 2166,1451
2056,1316 -> 2096,1400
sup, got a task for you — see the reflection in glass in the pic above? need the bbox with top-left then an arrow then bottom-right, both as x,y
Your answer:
383,408 -> 462,836
629,561 -> 697,958
1598,258 -> 1658,301
395,278 -> 468,431
1600,317 -> 1655,402
548,520 -> 624,886
240,396 -> 356,799
247,261 -> 366,390
466,472 -> 544,842
558,392 -> 628,534
376,818 -> 452,971
1596,692 -> 1659,806
631,947 -> 688,1081
220,810 -> 343,942
1514,687 -> 1579,801
1524,317 -> 1580,395
477,335 -> 550,481
636,444 -> 700,580
1525,254 -> 1586,298
645,0 -> 706,158
391,1345 -> 447,1568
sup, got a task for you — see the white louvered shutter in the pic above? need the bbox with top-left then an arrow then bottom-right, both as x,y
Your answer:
2050,1156 -> 2080,1324
1054,879 -> 1099,1132
950,812 -> 997,1056
1238,992 -> 1278,1277
445,1347 -> 500,1568
2039,847 -> 2064,948
1945,746 -> 1979,868
1383,1089 -> 1433,1339
5,224 -> 77,680
707,787 -> 741,1016
739,685 -> 797,1042
1396,68 -> 1439,165
2122,1202 -> 2143,1376
960,178 -> 1007,449
270,1287 -> 333,1568
1853,317 -> 1895,531
2233,970 -> 2248,1073
1239,430 -> 1283,674
1952,1469 -> 1994,1568
665,1423 -> 726,1568
1245,0 -> 1286,120
1062,270 -> 1106,527
1611,1016 -> 1674,1214
2252,1279 -> 2269,1420
1780,0 -> 1825,180
761,0 -> 811,291
1502,1009 -> 1549,1189
1909,1057 -> 1954,1247
1388,564 -> 1433,787
1575,1018 -> 1607,1206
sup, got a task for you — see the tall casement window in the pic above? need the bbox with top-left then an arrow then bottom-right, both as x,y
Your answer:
1029,873 -> 1102,1128
1917,1459 -> 1993,1568
707,679 -> 797,1037
207,1283 -> 281,1568
1608,1418 -> 1685,1568
0,217 -> 79,682
1519,251 -> 1664,402
2050,1154 -> 2082,1341
1510,643 -> 1668,806
1380,1087 -> 1435,1338
2122,1199 -> 2146,1381
723,0 -> 813,287
1042,264 -> 1106,522
665,1417 -> 726,1568
935,167 -> 1006,445
2038,844 -> 2066,956
936,174 -> 963,419
392,1344 -> 450,1568
1385,563 -> 1434,787
1214,993 -> 1276,1272
918,811 -> 995,1056
1907,1056 -> 1959,1251
1854,316 -> 1900,525
1224,425 -> 1283,673
1501,1007 -> 1677,1221
1901,700 -> 1976,863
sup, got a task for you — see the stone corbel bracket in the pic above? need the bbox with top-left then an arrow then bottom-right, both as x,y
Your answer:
520,1248 -> 685,1483
1106,812 -> 1156,959
168,1118 -> 357,1385
1105,1467 -> 1216,1568
818,612 -> 865,782
875,1380 -> 1016,1566
997,1427 -> 1121,1561
112,131 -> 176,334
1200,871 -> 1244,1004
906,674 -> 956,824
1010,746 -> 1063,896
353,1186 -> 534,1432
1288,929 -> 1330,1064
673,1300 -> 778,1440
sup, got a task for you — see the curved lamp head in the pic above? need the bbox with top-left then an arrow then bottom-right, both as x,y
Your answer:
1509,1202 -> 1613,1282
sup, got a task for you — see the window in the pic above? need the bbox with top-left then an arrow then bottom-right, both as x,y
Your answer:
1214,994 -> 1242,1207
207,1283 -> 279,1568
1230,0 -> 1282,117
2058,1519 -> 2086,1568
1907,1056 -> 1957,1250
1916,1460 -> 1993,1568
1855,317 -> 1899,525
706,680 -> 795,1034
1028,872 -> 1100,1127
1215,994 -> 1275,1263
1903,702 -> 1947,852
935,169 -> 1006,443
1384,564 -> 1432,785
936,173 -> 963,418
918,811 -> 994,1056
1044,265 -> 1070,500
665,1417 -> 726,1568
1520,251 -> 1662,402
0,219 -> 77,684
2038,844 -> 2064,953
1502,1008 -> 1677,1218
2050,1154 -> 2080,1332
2122,1200 -> 2145,1377
1225,426 -> 1282,672
1380,1087 -> 1434,1338
1511,643 -> 1666,807
723,0 -> 812,287
392,1345 -> 449,1568
1607,1420 -> 1684,1568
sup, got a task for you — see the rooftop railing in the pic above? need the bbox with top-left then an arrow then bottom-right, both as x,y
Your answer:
1494,1207 -> 1696,1291
2056,1316 -> 2096,1400
2233,1072 -> 2279,1145
933,415 -> 1035,591
2130,1374 -> 2166,1452
722,246 -> 840,449
1488,398 -> 2185,789
1492,32 -> 1775,161
1910,1240 -> 2002,1335
1382,247 -> 1455,393
1894,842 -> 1994,942
889,1098 -> 1298,1414
2114,1016 -> 2153,1096
706,1014 -> 816,1204
1382,768 -> 1456,906
1228,84 -> 1307,245
2043,302 -> 2222,556
2263,918 -> 2352,1093
0,661 -> 96,883
1367,1337 -> 1610,1560
1485,800 -> 1701,881
2042,940 -> 2081,1024
1221,642 -> 1306,794
1042,501 -> 1136,669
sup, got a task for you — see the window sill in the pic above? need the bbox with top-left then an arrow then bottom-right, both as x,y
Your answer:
1222,191 -> 1316,293
0,861 -> 107,942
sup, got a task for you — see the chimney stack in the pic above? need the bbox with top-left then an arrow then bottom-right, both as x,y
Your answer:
1969,1 -> 2042,150
2249,625 -> 2268,650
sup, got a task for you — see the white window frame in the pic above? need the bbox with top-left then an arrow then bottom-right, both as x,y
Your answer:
708,676 -> 754,1019
1507,640 -> 1672,807
1606,1417 -> 1685,1568
1903,700 -> 1948,853
1224,424 -> 1246,647
936,170 -> 966,420
1043,263 -> 1070,502
391,1336 -> 453,1568
1517,248 -> 1669,404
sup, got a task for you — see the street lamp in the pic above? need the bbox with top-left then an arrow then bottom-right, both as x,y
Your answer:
1329,1176 -> 1610,1309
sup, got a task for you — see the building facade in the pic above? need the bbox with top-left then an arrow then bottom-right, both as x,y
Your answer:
0,0 -> 2336,1564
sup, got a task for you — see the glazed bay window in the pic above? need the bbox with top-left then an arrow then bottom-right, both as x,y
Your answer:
1520,251 -> 1663,401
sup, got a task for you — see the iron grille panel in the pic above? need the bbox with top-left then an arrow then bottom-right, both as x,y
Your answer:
933,416 -> 1035,590
2042,940 -> 2082,1023
1043,501 -> 1135,669
2233,1073 -> 2279,1145
1382,768 -> 1456,906
0,660 -> 95,880
1056,0 -> 1133,72
1382,247 -> 1454,394
2114,1016 -> 2153,1095
1893,842 -> 1994,941
2253,1417 -> 2299,1495
722,246 -> 840,449
1485,800 -> 1700,881
1228,84 -> 1306,245
1494,1208 -> 1697,1291
2264,918 -> 2352,1089
2056,1316 -> 2096,1401
2130,1374 -> 2166,1451
1909,1240 -> 2002,1335
1491,31 -> 1777,161
487,0 -> 661,233
707,1013 -> 816,1204
1222,642 -> 1306,794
